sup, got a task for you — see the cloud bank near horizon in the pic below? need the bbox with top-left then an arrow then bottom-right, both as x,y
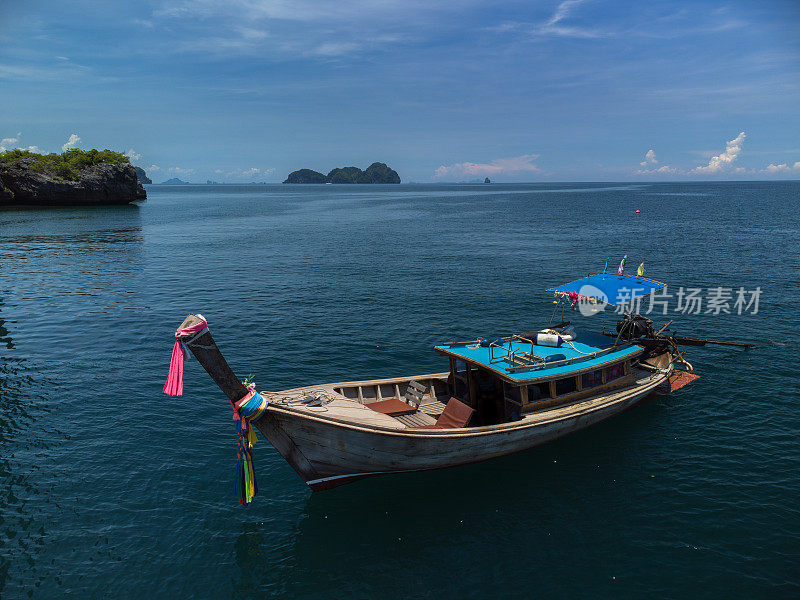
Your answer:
2,127 -> 799,182
435,154 -> 541,180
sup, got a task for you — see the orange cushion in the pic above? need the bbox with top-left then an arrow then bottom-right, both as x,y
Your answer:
366,398 -> 417,416
419,397 -> 474,429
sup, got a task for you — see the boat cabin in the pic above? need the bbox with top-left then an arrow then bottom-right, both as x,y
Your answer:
434,329 -> 642,426
318,273 -> 666,430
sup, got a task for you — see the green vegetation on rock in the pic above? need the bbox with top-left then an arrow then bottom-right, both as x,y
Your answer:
283,169 -> 328,184
357,162 -> 401,184
0,148 -> 130,181
327,166 -> 362,184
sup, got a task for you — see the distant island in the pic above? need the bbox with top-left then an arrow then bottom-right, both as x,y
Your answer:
284,162 -> 400,184
160,177 -> 190,185
0,148 -> 146,206
484,177 -> 491,184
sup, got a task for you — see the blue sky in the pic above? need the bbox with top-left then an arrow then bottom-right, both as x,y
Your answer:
1,0 -> 798,182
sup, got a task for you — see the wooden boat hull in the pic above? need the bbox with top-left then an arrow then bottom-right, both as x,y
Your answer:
255,369 -> 669,491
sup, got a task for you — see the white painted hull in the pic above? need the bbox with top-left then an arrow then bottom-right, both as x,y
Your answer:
255,369 -> 670,490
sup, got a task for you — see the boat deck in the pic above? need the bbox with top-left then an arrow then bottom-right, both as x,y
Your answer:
260,365 -> 662,432
261,369 -> 665,431
262,394 -> 408,429
435,329 -> 641,383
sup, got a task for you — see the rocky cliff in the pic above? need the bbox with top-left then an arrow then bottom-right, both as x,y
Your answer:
0,152 -> 146,206
135,166 -> 152,184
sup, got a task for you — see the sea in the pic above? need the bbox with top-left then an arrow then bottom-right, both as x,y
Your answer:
1,181 -> 798,599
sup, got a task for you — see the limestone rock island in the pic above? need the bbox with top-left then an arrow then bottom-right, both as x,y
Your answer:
283,162 -> 401,184
0,149 -> 147,206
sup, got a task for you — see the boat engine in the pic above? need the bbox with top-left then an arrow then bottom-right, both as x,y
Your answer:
615,313 -> 670,360
616,313 -> 655,340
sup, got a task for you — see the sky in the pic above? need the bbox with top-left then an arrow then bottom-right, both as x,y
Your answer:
1,0 -> 799,182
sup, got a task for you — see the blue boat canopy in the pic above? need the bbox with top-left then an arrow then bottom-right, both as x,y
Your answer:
547,273 -> 665,306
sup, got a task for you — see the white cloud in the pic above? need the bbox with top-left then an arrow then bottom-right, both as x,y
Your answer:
435,154 -> 541,179
311,42 -> 361,57
691,132 -> 746,174
640,149 -> 658,166
636,164 -> 677,175
761,162 -> 800,174
125,148 -> 142,161
533,0 -> 606,38
0,133 -> 35,153
62,133 -> 81,152
147,164 -> 161,172
150,0 -> 414,59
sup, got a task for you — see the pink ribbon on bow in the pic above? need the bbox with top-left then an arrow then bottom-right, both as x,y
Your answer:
162,318 -> 208,396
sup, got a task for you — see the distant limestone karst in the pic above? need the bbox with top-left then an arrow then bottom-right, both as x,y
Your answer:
283,168 -> 328,184
283,162 -> 400,184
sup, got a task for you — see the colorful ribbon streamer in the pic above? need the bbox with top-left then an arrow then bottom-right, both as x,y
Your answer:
232,388 -> 268,506
163,317 -> 208,396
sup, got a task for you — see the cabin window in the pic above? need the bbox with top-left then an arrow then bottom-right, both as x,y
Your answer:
503,382 -> 521,403
582,370 -> 603,389
606,363 -> 624,381
527,382 -> 550,401
477,369 -> 497,394
555,377 -> 577,396
455,360 -> 468,374
502,382 -> 522,422
454,376 -> 469,402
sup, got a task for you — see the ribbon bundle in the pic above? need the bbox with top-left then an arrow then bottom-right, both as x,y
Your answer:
163,316 -> 208,396
553,291 -> 601,310
232,388 -> 269,505
162,316 -> 269,505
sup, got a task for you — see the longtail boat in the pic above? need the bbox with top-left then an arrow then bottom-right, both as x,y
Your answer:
164,271 -> 729,501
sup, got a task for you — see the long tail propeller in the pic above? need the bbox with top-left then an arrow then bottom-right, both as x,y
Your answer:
606,314 -> 755,349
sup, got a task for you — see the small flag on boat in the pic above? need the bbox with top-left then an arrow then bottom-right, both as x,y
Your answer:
603,258 -> 609,274
618,255 -> 627,275
637,262 -> 645,276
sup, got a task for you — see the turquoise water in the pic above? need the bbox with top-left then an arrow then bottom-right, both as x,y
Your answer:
1,182 -> 798,598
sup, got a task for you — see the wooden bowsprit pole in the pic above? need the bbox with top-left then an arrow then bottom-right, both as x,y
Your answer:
175,313 -> 249,402
171,314 -> 268,506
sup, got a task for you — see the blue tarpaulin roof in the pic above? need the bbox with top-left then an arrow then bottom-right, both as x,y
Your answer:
435,330 -> 642,383
547,273 -> 665,306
